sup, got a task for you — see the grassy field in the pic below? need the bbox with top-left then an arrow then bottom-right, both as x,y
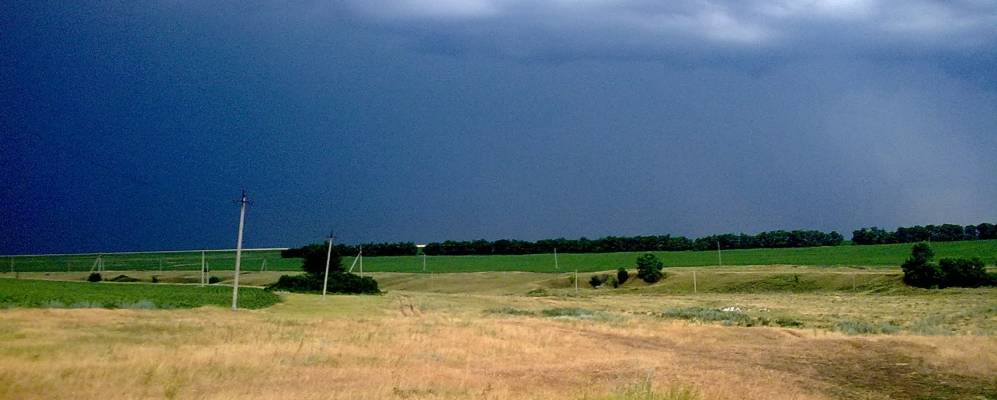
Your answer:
5,240 -> 997,273
0,279 -> 280,309
0,277 -> 994,399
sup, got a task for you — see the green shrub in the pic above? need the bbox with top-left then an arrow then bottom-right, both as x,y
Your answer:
661,306 -> 753,326
151,275 -> 159,284
938,257 -> 989,287
902,242 -> 943,288
608,276 -> 619,288
541,307 -> 594,317
208,276 -> 222,284
636,254 -> 664,283
589,274 -> 611,288
902,243 -> 992,288
87,273 -> 102,282
266,272 -> 379,294
617,268 -> 629,285
835,319 -> 901,335
485,307 -> 535,316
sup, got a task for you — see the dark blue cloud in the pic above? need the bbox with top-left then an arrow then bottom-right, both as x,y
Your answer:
1,1 -> 995,253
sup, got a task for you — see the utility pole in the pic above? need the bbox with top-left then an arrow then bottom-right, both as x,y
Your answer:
322,230 -> 335,299
693,270 -> 698,294
359,245 -> 363,278
201,250 -> 206,287
231,190 -> 249,310
717,241 -> 722,267
554,247 -> 559,270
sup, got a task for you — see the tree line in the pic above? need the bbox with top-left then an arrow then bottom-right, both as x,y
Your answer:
852,223 -> 997,245
282,229 -> 844,258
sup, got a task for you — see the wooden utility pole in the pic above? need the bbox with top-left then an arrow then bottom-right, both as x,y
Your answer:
322,231 -> 335,299
231,190 -> 249,310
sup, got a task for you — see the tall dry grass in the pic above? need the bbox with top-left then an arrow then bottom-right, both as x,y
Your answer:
0,292 -> 994,399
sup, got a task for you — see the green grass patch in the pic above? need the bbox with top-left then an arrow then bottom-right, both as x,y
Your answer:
661,306 -> 804,328
0,278 -> 280,309
542,307 -> 595,317
5,240 -> 996,273
484,307 -> 536,316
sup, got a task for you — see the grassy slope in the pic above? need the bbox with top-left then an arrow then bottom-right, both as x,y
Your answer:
5,240 -> 996,273
0,278 -> 280,309
358,239 -> 997,273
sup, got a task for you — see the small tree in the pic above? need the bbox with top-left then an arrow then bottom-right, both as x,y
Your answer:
87,272 -> 102,282
267,242 -> 378,294
902,242 -> 941,288
300,244 -> 343,279
617,267 -> 629,285
636,253 -> 664,283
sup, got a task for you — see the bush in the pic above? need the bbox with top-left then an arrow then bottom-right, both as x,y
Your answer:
636,254 -> 664,283
902,242 -> 942,288
541,307 -> 595,318
267,243 -> 380,294
588,274 -> 611,288
151,275 -> 159,284
835,319 -> 901,335
208,276 -> 222,284
86,273 -> 102,282
266,272 -> 379,294
901,243 -> 992,288
608,276 -> 619,288
617,268 -> 629,285
938,257 -> 989,288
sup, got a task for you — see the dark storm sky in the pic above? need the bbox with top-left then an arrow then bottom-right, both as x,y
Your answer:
2,1 -> 996,254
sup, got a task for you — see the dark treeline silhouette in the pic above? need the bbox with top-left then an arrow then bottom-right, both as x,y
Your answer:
281,242 -> 417,258
282,229 -> 844,258
852,223 -> 997,245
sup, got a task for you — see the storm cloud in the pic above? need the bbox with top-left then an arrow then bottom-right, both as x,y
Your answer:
1,1 -> 995,253
342,0 -> 997,57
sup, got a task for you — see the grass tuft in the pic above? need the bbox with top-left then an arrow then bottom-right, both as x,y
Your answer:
835,319 -> 901,335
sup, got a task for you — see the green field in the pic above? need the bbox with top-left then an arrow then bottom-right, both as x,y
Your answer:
4,240 -> 996,273
1,250 -> 300,273
0,279 -> 280,309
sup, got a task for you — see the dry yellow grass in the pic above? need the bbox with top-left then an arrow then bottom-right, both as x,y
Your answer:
1,288 -> 995,400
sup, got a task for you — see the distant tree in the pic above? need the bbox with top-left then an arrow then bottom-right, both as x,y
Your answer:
300,244 -> 342,278
635,254 -> 664,283
978,223 -> 997,240
901,243 -> 940,288
616,267 -> 629,285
